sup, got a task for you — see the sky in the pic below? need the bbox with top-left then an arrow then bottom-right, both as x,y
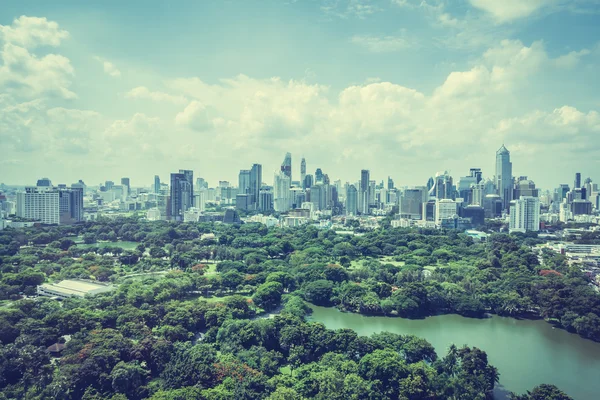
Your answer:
0,0 -> 599,190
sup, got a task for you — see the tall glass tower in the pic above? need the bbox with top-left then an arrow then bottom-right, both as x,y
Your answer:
495,145 -> 513,211
281,152 -> 292,181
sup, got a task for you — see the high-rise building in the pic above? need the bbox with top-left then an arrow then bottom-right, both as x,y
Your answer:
121,177 -> 130,197
387,176 -> 394,190
249,163 -> 262,209
300,157 -> 306,189
470,168 -> 483,183
509,197 -> 540,233
36,178 -> 52,187
400,187 -> 427,219
154,175 -> 161,194
304,174 -> 313,189
574,173 -> 581,190
170,170 -> 194,221
281,152 -> 292,181
495,145 -> 513,211
105,181 -> 115,191
345,184 -> 358,216
513,177 -> 539,199
359,169 -> 370,214
17,186 -> 60,225
259,189 -> 274,212
426,177 -> 434,191
196,177 -> 208,190
315,168 -> 324,184
429,171 -> 454,200
238,170 -> 250,195
436,199 -> 458,224
274,172 -> 292,212
58,186 -> 84,224
71,180 -> 87,195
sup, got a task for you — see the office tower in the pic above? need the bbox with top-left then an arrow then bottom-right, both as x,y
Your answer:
483,194 -> 503,218
17,187 -> 60,225
469,168 -> 482,183
170,170 -> 194,221
196,177 -> 208,190
304,174 -> 313,189
426,177 -> 434,191
460,205 -> 485,227
436,199 -> 457,224
154,175 -> 161,194
300,157 -> 306,189
71,180 -> 87,195
36,178 -> 52,187
249,164 -> 262,209
495,145 -> 513,211
359,169 -> 370,214
238,170 -> 251,195
121,177 -> 130,197
509,197 -> 540,233
259,189 -> 274,212
574,173 -> 581,190
457,174 -> 477,203
105,180 -> 115,191
58,186 -> 84,224
274,172 -> 292,212
429,171 -> 454,200
513,178 -> 539,200
400,187 -> 427,219
315,168 -> 324,184
281,152 -> 292,181
471,182 -> 485,206
387,176 -> 394,190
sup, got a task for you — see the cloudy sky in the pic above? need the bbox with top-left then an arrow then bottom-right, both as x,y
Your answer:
1,0 -> 599,189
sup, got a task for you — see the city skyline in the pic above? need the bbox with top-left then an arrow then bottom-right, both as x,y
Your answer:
1,1 -> 600,188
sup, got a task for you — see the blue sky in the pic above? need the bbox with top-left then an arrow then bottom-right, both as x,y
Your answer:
1,0 -> 599,189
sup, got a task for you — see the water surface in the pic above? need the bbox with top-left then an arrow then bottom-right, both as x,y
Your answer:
308,305 -> 600,399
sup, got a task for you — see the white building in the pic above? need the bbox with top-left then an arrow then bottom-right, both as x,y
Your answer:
509,196 -> 540,233
436,199 -> 457,224
183,207 -> 202,222
17,187 -> 60,225
146,208 -> 162,221
274,172 -> 292,212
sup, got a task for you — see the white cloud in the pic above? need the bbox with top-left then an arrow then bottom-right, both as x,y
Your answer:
125,86 -> 188,104
469,0 -> 553,23
0,15 -> 69,48
175,101 -> 214,131
350,34 -> 413,52
321,0 -> 380,19
554,48 -> 591,68
94,56 -> 121,77
0,43 -> 76,99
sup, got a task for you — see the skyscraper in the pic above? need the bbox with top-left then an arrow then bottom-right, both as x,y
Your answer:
315,168 -> 324,183
359,169 -> 370,214
281,152 -> 292,181
105,181 -> 115,191
509,197 -> 540,233
387,176 -> 394,190
154,175 -> 161,194
170,170 -> 194,221
36,178 -> 52,187
121,177 -> 130,197
274,172 -> 292,212
249,163 -> 262,209
238,170 -> 250,195
300,157 -> 306,189
17,186 -> 60,225
574,173 -> 581,189
495,145 -> 513,211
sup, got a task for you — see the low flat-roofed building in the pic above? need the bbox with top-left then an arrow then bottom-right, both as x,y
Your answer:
37,279 -> 115,299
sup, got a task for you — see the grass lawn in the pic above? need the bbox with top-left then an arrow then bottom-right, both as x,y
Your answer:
349,256 -> 406,270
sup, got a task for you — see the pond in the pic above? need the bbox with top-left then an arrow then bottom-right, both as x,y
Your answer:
308,305 -> 600,399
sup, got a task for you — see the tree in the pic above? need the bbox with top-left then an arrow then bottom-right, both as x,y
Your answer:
302,280 -> 333,306
252,282 -> 283,311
